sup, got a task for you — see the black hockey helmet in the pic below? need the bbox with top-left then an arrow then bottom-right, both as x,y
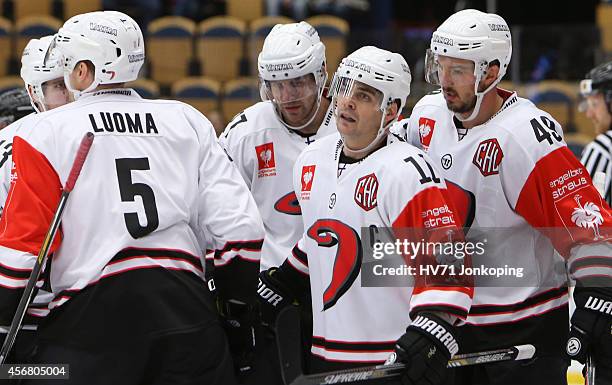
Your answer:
0,88 -> 34,127
580,61 -> 612,111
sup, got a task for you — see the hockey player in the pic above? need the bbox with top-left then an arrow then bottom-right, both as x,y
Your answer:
0,35 -> 70,365
220,21 -> 335,271
0,11 -> 264,384
258,46 -> 473,385
396,9 -> 612,384
0,35 -> 71,213
580,60 -> 612,206
219,21 -> 335,384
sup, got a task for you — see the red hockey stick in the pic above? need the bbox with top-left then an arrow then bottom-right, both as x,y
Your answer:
0,132 -> 94,364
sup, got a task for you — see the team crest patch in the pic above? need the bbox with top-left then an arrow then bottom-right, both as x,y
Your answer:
301,165 -> 316,200
255,142 -> 276,178
472,138 -> 503,176
354,173 -> 378,211
571,195 -> 605,240
418,117 -> 436,150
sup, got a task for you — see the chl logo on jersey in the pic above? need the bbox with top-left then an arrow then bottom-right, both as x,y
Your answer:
354,173 -> 378,211
301,165 -> 316,200
255,142 -> 276,178
418,117 -> 435,150
472,139 -> 503,176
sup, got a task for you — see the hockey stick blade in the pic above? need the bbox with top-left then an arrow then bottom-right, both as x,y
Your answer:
0,132 -> 94,364
289,344 -> 536,385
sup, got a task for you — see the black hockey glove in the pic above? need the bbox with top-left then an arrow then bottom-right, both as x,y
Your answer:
218,298 -> 257,380
566,291 -> 612,369
395,313 -> 459,385
257,268 -> 297,329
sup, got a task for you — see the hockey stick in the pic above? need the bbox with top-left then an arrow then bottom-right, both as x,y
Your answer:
287,344 -> 536,385
276,307 -> 536,385
586,355 -> 596,385
0,132 -> 94,364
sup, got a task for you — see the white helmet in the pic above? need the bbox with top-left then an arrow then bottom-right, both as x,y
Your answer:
330,46 -> 411,155
21,35 -> 64,112
52,10 -> 144,98
257,21 -> 327,130
425,9 -> 512,122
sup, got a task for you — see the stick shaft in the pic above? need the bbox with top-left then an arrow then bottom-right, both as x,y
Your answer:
291,344 -> 536,385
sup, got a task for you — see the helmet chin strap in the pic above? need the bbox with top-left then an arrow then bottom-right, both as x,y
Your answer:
276,91 -> 322,131
274,73 -> 327,132
341,109 -> 398,158
454,74 -> 500,123
28,85 -> 45,113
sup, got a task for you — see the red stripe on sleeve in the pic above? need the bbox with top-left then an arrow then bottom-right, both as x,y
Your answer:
515,147 -> 612,257
0,136 -> 62,254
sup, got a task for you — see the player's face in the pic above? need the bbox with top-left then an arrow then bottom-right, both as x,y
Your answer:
437,55 -> 478,115
335,81 -> 384,148
583,93 -> 612,135
42,78 -> 70,110
268,74 -> 319,127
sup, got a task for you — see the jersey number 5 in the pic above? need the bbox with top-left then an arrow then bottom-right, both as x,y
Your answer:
116,158 -> 160,238
307,219 -> 362,310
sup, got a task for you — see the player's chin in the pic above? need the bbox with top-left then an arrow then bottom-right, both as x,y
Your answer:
337,118 -> 357,133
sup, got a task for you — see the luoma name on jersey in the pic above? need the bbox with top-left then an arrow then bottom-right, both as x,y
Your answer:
89,112 -> 159,135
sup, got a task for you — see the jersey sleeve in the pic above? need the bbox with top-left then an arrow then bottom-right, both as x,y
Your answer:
218,111 -> 253,189
0,134 -> 14,216
502,121 -> 612,289
272,235 -> 311,305
260,149 -> 313,302
383,151 -> 473,321
397,116 -> 422,149
190,107 -> 264,304
0,136 -> 62,324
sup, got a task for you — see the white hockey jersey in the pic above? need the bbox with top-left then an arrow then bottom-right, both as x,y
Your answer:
219,100 -> 337,270
0,112 -> 36,214
402,89 -> 612,326
0,89 -> 264,343
285,132 -> 472,363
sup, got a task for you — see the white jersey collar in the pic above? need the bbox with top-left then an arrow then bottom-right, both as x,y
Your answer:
78,88 -> 143,101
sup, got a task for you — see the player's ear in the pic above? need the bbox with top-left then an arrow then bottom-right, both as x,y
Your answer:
26,84 -> 35,100
483,61 -> 500,88
71,61 -> 95,91
384,100 -> 400,126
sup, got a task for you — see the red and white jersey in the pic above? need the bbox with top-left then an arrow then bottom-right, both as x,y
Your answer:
0,112 -> 37,215
403,89 -> 612,326
0,112 -> 55,326
286,132 -> 472,363
219,100 -> 336,270
0,89 -> 264,333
